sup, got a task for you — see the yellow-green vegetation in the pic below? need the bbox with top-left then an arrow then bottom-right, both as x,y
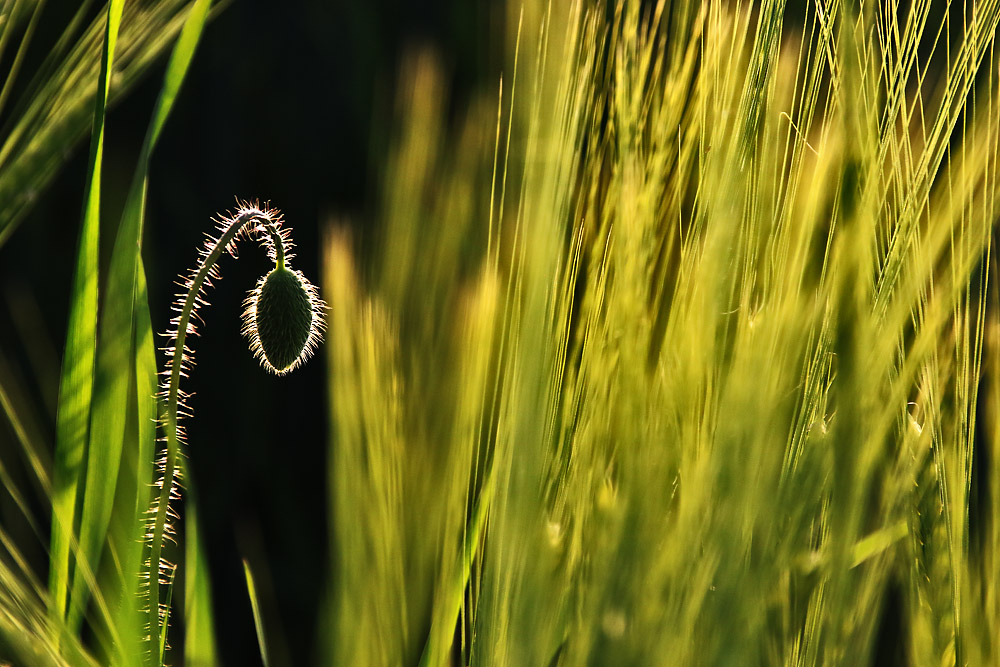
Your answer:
324,1 -> 1000,665
1,0 -> 1000,665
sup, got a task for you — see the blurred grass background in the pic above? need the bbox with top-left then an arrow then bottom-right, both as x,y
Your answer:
2,0 -> 1000,665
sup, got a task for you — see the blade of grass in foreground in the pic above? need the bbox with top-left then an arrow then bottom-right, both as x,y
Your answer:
140,3 -> 215,655
104,260 -> 159,664
0,0 -> 202,248
183,486 -> 220,667
0,0 -> 46,117
49,0 -> 124,626
65,0 -> 213,648
243,559 -> 271,667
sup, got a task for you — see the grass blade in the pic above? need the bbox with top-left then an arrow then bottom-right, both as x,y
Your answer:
183,486 -> 219,667
0,1 -> 204,249
104,261 -> 159,665
144,0 -> 214,151
0,0 -> 46,118
137,3 -> 215,655
65,0 -> 213,639
48,0 -> 124,625
242,559 -> 270,667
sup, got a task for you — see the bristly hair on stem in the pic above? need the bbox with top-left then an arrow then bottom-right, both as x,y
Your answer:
144,199 -> 325,662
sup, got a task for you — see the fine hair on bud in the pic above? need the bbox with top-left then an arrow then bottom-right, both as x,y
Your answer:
243,265 -> 325,374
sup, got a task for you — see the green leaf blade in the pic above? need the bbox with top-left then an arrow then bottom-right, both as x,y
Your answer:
65,0 -> 213,643
242,559 -> 270,667
184,490 -> 220,667
49,0 -> 124,625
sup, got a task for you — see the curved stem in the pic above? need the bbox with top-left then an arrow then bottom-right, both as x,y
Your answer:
147,208 -> 287,659
263,222 -> 285,270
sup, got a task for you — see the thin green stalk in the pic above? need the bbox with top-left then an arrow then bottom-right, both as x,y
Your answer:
147,205 -> 285,656
147,200 -> 324,661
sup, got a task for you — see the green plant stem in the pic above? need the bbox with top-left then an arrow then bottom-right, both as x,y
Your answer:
262,223 -> 285,270
147,208 -> 285,658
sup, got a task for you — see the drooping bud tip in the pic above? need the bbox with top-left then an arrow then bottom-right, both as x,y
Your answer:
243,265 -> 325,374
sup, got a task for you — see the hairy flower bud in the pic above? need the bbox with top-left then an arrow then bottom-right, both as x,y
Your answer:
243,265 -> 325,374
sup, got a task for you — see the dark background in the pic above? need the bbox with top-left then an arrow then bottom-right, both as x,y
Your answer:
1,1 -> 501,664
